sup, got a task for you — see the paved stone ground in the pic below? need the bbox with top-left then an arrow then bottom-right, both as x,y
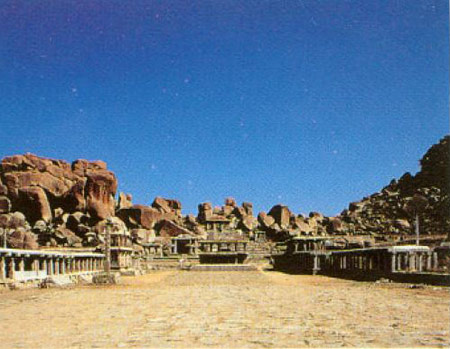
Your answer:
0,270 -> 449,348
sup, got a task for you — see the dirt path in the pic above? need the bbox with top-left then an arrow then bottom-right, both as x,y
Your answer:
0,270 -> 448,348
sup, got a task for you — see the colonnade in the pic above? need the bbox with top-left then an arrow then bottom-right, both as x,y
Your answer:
199,241 -> 248,253
0,248 -> 105,282
112,250 -> 133,269
323,250 -> 392,273
391,250 -> 438,272
282,246 -> 440,276
292,239 -> 327,253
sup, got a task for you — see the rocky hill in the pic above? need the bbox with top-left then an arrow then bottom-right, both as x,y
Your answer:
335,135 -> 449,240
0,135 -> 448,250
189,136 -> 449,244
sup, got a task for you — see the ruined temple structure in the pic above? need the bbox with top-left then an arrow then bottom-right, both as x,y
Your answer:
198,240 -> 249,264
0,135 -> 449,285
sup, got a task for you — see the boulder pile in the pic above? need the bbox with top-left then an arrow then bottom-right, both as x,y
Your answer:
0,135 -> 447,250
336,135 -> 450,239
0,154 -> 117,248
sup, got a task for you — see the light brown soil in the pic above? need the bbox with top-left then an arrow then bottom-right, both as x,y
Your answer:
0,270 -> 448,348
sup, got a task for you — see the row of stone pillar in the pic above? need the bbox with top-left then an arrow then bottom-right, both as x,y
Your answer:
0,255 -> 104,281
293,241 -> 323,253
309,251 -> 440,275
115,252 -> 133,269
391,252 -> 438,272
200,242 -> 247,253
324,252 -> 391,273
293,253 -> 318,273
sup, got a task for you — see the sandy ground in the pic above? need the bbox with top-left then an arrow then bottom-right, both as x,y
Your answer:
0,270 -> 449,348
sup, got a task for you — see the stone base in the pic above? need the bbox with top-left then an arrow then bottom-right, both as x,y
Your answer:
92,272 -> 121,284
190,264 -> 258,271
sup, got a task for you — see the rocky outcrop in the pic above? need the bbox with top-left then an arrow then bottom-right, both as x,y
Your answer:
268,205 -> 291,229
84,170 -> 117,220
117,205 -> 162,230
118,192 -> 133,210
197,202 -> 213,223
335,136 -> 450,238
196,198 -> 258,234
152,197 -> 182,217
131,228 -> 156,244
0,154 -> 118,248
0,154 -> 117,222
416,135 -> 449,195
0,196 -> 11,213
242,202 -> 253,216
258,212 -> 275,230
0,135 -> 447,250
157,219 -> 196,238
9,228 -> 39,249
18,186 -> 53,223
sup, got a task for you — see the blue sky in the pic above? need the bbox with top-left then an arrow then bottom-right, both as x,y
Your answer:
0,0 -> 448,216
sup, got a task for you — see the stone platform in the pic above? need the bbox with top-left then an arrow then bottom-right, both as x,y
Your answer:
190,264 -> 258,271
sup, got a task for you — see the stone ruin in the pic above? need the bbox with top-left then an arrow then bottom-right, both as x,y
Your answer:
0,135 -> 448,252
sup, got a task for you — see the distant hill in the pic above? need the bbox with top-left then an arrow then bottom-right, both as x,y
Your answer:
335,135 -> 449,239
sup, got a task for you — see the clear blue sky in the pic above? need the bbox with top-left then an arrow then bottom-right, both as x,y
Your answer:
0,1 -> 448,216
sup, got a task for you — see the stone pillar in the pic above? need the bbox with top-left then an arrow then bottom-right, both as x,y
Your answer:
48,258 -> 54,275
418,253 -> 423,272
42,260 -> 47,275
391,253 -> 396,273
312,255 -> 320,275
19,258 -> 25,272
55,259 -> 60,275
397,253 -> 402,271
409,253 -> 415,272
33,259 -> 38,272
0,257 -> 6,280
61,259 -> 66,274
9,257 -> 15,280
427,253 -> 432,270
433,252 -> 438,270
